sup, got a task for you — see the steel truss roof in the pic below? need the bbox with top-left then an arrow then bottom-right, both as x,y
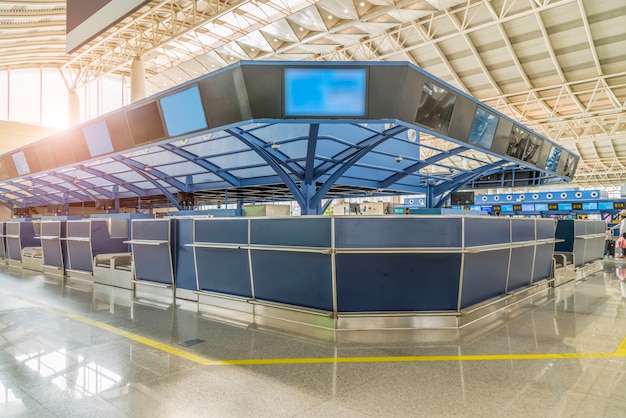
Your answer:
0,0 -> 624,187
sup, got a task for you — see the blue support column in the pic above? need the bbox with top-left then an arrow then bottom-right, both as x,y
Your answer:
300,183 -> 321,215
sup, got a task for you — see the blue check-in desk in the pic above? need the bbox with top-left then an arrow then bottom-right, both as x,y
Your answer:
4,220 -> 40,270
65,218 -> 130,289
0,222 -> 6,265
191,216 -> 558,330
125,219 -> 176,303
39,218 -> 79,279
555,219 -> 605,268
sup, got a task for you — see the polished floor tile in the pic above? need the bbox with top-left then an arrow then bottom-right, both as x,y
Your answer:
0,260 -> 624,417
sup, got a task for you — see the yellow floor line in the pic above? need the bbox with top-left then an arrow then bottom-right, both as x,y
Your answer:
2,289 -> 625,366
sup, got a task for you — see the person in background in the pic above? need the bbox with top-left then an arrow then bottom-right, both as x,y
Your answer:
610,209 -> 626,237
616,232 -> 626,258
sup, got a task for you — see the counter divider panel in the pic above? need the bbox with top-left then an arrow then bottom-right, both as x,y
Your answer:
250,218 -> 331,247
194,218 -> 248,244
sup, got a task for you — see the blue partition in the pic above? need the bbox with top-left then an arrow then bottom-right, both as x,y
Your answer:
0,222 -> 5,260
131,219 -> 174,286
66,219 -> 130,273
5,221 -> 39,263
555,219 -> 605,267
40,220 -> 67,272
173,218 -> 196,292
533,219 -> 556,283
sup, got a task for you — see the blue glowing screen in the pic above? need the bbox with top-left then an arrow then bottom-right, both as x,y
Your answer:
159,85 -> 207,136
284,68 -> 367,117
501,204 -> 513,212
534,203 -> 549,211
522,203 -> 535,211
83,120 -> 114,157
582,202 -> 598,210
598,202 -> 613,210
468,107 -> 498,149
545,146 -> 562,171
558,203 -> 572,211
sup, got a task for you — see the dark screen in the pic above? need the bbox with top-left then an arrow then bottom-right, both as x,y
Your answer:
126,101 -> 166,145
34,141 -> 57,171
67,128 -> 91,162
415,80 -> 457,135
468,107 -> 499,148
50,133 -> 76,166
521,135 -> 542,165
450,191 -> 475,205
105,112 -> 134,152
505,126 -> 530,160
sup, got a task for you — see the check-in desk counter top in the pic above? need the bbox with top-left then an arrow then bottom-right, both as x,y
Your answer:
64,219 -> 130,280
190,216 -> 558,330
555,219 -> 606,267
4,220 -> 40,268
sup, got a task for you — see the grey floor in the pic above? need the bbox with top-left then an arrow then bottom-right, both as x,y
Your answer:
0,261 -> 625,417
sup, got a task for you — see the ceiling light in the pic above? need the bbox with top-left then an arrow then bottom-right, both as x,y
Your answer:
251,48 -> 255,51
360,1 -> 365,6
299,27 -> 304,31
271,143 -> 280,151
274,38 -> 278,42
343,8 -> 348,13
328,15 -> 333,19
395,156 -> 403,163
144,166 -> 152,173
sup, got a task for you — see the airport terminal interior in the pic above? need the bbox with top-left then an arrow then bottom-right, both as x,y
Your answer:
0,0 -> 625,417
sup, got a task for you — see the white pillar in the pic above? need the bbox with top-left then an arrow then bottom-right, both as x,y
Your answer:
130,56 -> 147,103
67,89 -> 80,127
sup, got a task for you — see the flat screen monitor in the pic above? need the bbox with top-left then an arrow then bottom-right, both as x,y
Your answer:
561,153 -> 578,177
34,141 -> 56,170
127,101 -> 166,145
501,204 -> 513,212
284,68 -> 367,117
572,203 -> 582,210
582,202 -> 597,211
481,205 -> 493,212
469,205 -> 480,211
545,146 -> 562,171
492,205 -> 501,212
513,204 -> 522,211
557,203 -> 572,211
522,203 -> 535,211
521,135 -> 542,165
548,203 -> 558,210
11,151 -> 30,176
615,202 -> 625,209
535,203 -> 549,211
450,191 -> 474,205
415,80 -> 457,135
505,126 -> 530,160
598,201 -> 613,210
83,120 -> 114,157
468,107 -> 498,149
159,85 -> 208,136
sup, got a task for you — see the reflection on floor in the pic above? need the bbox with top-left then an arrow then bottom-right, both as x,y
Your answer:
0,260 -> 625,417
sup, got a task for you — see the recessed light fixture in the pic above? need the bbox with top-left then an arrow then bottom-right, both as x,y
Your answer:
328,15 -> 333,19
299,27 -> 303,31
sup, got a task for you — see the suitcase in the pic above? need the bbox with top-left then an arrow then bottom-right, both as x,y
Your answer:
607,240 -> 616,257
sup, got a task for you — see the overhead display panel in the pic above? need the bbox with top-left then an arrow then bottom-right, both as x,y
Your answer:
283,68 -> 367,117
505,126 -> 530,160
415,80 -> 457,135
126,101 -> 167,146
520,135 -> 542,165
545,146 -> 562,171
159,85 -> 208,137
49,134 -> 76,167
34,141 -> 56,171
0,155 -> 17,181
83,120 -> 114,158
468,107 -> 499,149
561,153 -> 578,177
67,128 -> 91,162
11,151 -> 30,176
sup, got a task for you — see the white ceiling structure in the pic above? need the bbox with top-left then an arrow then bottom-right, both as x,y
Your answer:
0,0 -> 624,187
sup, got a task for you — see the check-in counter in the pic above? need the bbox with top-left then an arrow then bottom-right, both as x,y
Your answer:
5,220 -> 40,269
191,216 -> 558,330
555,219 -> 606,267
0,222 -> 6,265
126,219 -> 175,303
40,219 -> 71,279
65,219 -> 130,290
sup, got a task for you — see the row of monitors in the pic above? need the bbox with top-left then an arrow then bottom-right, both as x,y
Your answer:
0,63 -> 578,182
465,201 -> 626,212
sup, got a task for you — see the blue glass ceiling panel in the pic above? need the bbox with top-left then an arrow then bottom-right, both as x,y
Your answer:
317,124 -> 373,145
315,138 -> 352,158
343,166 -> 397,181
230,166 -> 278,178
372,138 -> 419,156
87,177 -> 114,187
91,162 -> 133,174
187,137 -> 250,157
132,151 -> 186,165
190,173 -> 223,183
115,172 -> 149,182
209,150 -> 266,169
250,124 -> 310,144
158,162 -> 206,176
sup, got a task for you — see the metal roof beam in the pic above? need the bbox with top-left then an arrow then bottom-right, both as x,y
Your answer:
159,143 -> 241,187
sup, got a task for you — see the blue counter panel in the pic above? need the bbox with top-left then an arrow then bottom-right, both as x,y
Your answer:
0,223 -> 5,259
511,219 -> 535,242
335,218 -> 462,248
90,221 -> 129,255
251,251 -> 333,311
134,245 -> 173,285
507,246 -> 534,291
335,253 -> 461,311
67,241 -> 92,272
573,239 -> 586,267
250,218 -> 331,247
533,243 -> 554,283
133,220 -> 170,241
41,222 -> 60,237
464,218 -> 510,246
554,220 -> 574,252
460,250 -> 509,308
5,222 -> 19,236
67,221 -> 90,239
536,219 -> 555,240
174,218 -> 197,291
6,238 -> 21,261
195,248 -> 252,297
194,219 -> 248,244
42,239 -> 63,268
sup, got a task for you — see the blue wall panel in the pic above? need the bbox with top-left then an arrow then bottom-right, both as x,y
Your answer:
335,218 -> 462,248
507,247 -> 533,291
533,243 -> 554,282
41,239 -> 63,268
195,248 -> 252,297
511,219 -> 535,242
194,219 -> 248,244
335,253 -> 461,311
251,251 -> 333,311
133,220 -> 170,240
174,218 -> 197,291
464,218 -> 510,246
461,250 -> 509,308
67,241 -> 92,272
536,219 -> 555,240
250,218 -> 331,247
134,245 -> 173,285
